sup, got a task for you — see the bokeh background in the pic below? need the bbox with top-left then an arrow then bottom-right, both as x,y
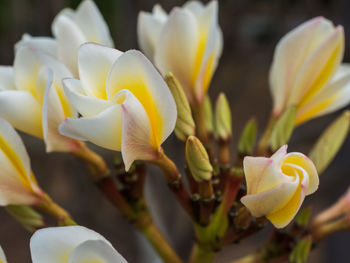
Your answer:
0,0 -> 350,262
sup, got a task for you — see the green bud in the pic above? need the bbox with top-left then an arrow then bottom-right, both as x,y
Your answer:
309,110 -> 350,174
269,105 -> 297,151
165,72 -> 195,142
295,207 -> 312,228
289,235 -> 312,263
6,205 -> 45,232
238,118 -> 258,155
185,136 -> 213,182
203,95 -> 214,134
215,93 -> 232,141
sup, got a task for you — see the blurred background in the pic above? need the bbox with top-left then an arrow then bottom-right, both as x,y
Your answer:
0,0 -> 350,262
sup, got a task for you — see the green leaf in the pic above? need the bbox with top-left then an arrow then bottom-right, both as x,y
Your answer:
309,110 -> 350,174
289,236 -> 312,263
269,105 -> 297,151
238,118 -> 258,155
295,207 -> 312,228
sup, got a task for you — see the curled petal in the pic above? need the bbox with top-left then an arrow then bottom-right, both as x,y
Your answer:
0,66 -> 15,91
15,34 -> 57,57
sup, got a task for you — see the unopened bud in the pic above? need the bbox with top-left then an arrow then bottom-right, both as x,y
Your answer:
289,235 -> 312,263
215,93 -> 232,141
6,205 -> 45,232
165,72 -> 195,142
203,95 -> 214,134
186,136 -> 213,182
238,118 -> 257,155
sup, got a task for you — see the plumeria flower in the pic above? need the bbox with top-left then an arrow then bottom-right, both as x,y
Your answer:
138,0 -> 223,104
0,246 -> 7,263
0,46 -> 81,152
16,0 -> 114,76
59,43 -> 177,170
241,145 -> 319,228
30,226 -> 127,263
270,17 -> 350,125
0,118 -> 43,206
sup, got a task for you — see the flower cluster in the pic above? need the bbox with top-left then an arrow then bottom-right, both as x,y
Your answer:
0,0 -> 349,262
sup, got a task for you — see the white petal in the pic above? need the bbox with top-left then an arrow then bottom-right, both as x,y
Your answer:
30,226 -> 110,263
74,0 -> 114,47
0,66 -> 15,91
68,240 -> 127,263
152,4 -> 167,20
63,78 -> 112,117
52,14 -> 87,76
183,1 -> 205,16
107,50 -> 177,145
120,90 -> 156,171
270,17 -> 336,114
59,104 -> 122,151
0,246 -> 7,263
78,43 -> 122,99
0,90 -> 42,138
15,34 -> 57,57
42,71 -> 80,152
137,11 -> 166,59
154,8 -> 198,101
241,179 -> 299,217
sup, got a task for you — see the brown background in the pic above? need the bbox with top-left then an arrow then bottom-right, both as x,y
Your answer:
0,0 -> 350,262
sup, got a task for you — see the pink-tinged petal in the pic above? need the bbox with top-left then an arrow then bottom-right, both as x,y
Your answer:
243,156 -> 272,194
78,43 -> 122,99
42,70 -> 80,153
106,50 -> 177,146
63,78 -> 112,117
15,34 -> 57,57
0,66 -> 15,91
59,104 -> 122,151
0,90 -> 42,138
68,240 -> 127,263
241,179 -> 299,218
270,17 -> 336,114
154,7 -> 198,102
120,90 -> 156,171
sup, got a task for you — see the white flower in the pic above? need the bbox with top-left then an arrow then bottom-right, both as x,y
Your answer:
30,226 -> 127,263
59,43 -> 177,170
138,0 -> 223,103
0,245 -> 7,263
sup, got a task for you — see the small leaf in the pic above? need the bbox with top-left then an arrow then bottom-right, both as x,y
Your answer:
238,118 -> 258,155
269,105 -> 297,151
289,235 -> 312,263
214,93 -> 232,141
309,110 -> 350,174
295,207 -> 312,228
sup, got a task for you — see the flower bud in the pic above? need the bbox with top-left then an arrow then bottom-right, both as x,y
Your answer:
204,95 -> 214,135
238,118 -> 257,155
241,145 -> 319,228
185,136 -> 213,182
165,72 -> 195,142
215,93 -> 232,141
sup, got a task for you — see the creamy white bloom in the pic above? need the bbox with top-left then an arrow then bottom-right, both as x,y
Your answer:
17,0 -> 114,76
270,17 -> 350,125
0,118 -> 43,206
138,0 -> 223,103
0,46 -> 80,152
241,145 -> 319,228
59,43 -> 177,170
30,226 -> 127,263
0,245 -> 7,263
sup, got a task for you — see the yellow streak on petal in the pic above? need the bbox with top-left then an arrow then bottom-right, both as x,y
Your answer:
112,76 -> 163,149
55,84 -> 74,118
0,135 -> 32,191
295,95 -> 336,125
298,43 -> 342,108
192,34 -> 206,89
203,52 -> 215,95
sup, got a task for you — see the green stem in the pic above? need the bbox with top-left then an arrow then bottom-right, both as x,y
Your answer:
35,194 -> 76,226
189,242 -> 217,263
